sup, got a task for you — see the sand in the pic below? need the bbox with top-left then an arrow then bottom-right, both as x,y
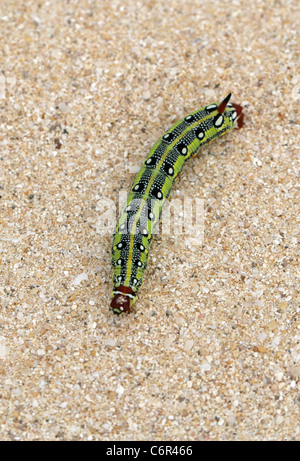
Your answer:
0,0 -> 299,440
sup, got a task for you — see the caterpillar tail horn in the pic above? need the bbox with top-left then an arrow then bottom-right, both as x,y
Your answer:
217,92 -> 232,113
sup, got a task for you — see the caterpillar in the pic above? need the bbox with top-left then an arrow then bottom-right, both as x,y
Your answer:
111,93 -> 243,314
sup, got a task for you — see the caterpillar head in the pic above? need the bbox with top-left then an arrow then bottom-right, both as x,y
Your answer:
111,286 -> 136,314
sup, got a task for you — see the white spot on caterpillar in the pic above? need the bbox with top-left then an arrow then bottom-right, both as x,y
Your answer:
214,114 -> 224,128
206,103 -> 217,111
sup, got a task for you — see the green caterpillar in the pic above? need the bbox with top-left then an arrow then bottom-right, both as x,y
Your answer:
111,93 -> 244,314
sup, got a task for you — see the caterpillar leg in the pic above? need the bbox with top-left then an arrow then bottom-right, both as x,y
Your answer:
231,103 -> 244,129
